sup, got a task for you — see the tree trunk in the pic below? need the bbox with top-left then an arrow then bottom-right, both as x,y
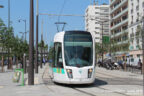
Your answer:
1,56 -> 4,72
16,57 -> 18,68
10,57 -> 13,70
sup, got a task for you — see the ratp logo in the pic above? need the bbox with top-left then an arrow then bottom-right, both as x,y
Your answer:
79,70 -> 82,74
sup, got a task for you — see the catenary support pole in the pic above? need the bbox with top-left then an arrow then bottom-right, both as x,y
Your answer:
35,0 -> 39,73
28,0 -> 34,85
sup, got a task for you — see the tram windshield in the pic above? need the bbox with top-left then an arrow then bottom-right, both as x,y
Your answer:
64,32 -> 93,67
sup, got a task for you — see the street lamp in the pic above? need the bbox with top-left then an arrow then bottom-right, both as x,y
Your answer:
142,14 -> 144,96
90,18 -> 109,63
19,32 -> 25,41
40,20 -> 44,69
7,0 -> 10,69
35,0 -> 39,73
18,19 -> 27,41
0,5 -> 4,8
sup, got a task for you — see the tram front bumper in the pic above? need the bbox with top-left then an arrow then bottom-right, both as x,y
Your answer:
54,78 -> 95,84
69,78 -> 95,84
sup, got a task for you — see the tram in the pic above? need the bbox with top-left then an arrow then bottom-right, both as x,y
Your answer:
49,31 -> 95,84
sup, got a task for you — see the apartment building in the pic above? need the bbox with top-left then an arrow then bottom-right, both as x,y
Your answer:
128,0 -> 144,61
110,0 -> 129,60
85,4 -> 110,43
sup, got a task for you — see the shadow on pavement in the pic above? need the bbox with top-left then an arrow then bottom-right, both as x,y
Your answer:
0,70 -> 13,73
54,78 -> 108,88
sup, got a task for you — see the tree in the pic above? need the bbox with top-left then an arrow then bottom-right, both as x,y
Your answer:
0,18 -> 7,72
48,46 -> 54,60
95,42 -> 108,62
0,18 -> 29,69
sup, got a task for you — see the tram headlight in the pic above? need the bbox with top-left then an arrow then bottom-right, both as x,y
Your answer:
88,68 -> 93,78
66,69 -> 73,78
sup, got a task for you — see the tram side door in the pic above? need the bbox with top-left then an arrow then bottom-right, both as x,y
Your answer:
54,43 -> 64,80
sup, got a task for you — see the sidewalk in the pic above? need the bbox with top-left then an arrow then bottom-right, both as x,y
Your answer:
0,63 -> 54,96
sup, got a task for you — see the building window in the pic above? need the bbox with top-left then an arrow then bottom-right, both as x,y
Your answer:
137,54 -> 140,58
95,12 -> 99,14
95,22 -> 99,24
136,5 -> 139,11
131,9 -> 133,13
131,3 -> 133,7
95,31 -> 99,34
137,12 -> 139,16
136,18 -> 139,22
131,28 -> 133,33
95,27 -> 99,29
95,37 -> 99,39
131,16 -> 133,21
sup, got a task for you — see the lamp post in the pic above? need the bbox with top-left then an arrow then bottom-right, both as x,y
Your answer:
142,13 -> 144,96
18,19 -> 27,41
8,0 -> 10,28
40,20 -> 44,68
0,5 -> 4,8
19,31 -> 26,73
28,0 -> 34,85
0,5 -> 4,72
19,32 -> 25,41
90,18 -> 109,63
35,0 -> 39,73
7,0 -> 10,69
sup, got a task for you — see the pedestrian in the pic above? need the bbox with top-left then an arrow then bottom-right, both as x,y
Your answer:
138,59 -> 141,69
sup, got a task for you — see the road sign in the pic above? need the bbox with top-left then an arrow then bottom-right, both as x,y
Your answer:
103,36 -> 110,44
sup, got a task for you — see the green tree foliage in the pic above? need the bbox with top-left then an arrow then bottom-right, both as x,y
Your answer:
95,43 -> 108,58
0,18 -> 29,60
48,46 -> 54,60
0,19 -> 7,54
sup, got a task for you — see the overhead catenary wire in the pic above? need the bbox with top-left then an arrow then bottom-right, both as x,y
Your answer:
58,0 -> 67,22
54,0 -> 67,32
39,13 -> 110,21
40,13 -> 85,17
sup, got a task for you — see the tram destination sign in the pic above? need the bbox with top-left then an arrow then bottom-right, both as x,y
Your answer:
64,35 -> 92,42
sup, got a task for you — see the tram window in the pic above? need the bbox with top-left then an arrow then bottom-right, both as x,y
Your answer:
54,43 -> 63,68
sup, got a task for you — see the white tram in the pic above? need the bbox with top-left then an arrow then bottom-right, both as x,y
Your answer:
49,31 -> 95,84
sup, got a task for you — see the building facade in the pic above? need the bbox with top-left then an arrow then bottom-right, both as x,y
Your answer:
85,4 -> 110,43
128,0 -> 144,61
110,0 -> 129,60
110,0 -> 144,63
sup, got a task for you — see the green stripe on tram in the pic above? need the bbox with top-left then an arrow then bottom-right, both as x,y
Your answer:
53,68 -> 65,74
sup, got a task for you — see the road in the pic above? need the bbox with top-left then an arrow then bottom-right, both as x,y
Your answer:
43,66 -> 143,96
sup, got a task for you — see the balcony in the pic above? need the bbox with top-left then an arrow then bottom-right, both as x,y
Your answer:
110,0 -> 128,14
111,29 -> 128,38
110,0 -> 116,6
111,18 -> 128,30
112,8 -> 128,20
117,40 -> 128,45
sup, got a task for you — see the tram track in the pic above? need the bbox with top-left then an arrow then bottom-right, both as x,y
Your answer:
70,85 -> 131,96
42,65 -> 140,96
96,71 -> 143,86
42,65 -> 97,95
42,65 -> 55,92
70,87 -> 97,96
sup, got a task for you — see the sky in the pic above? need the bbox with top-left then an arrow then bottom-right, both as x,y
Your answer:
0,0 -> 109,48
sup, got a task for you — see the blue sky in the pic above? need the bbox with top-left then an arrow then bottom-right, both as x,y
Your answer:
0,0 -> 109,47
